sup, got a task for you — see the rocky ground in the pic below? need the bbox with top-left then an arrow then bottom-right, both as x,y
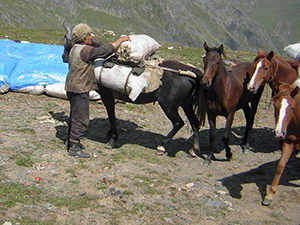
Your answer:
0,90 -> 300,225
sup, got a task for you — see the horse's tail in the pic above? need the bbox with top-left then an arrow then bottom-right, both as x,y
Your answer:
192,69 -> 207,127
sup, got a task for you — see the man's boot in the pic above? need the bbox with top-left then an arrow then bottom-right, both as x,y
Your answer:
68,142 -> 90,158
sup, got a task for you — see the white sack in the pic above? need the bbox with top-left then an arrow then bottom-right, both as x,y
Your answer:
284,43 -> 300,60
45,83 -> 100,100
117,34 -> 160,63
14,85 -> 45,95
94,58 -> 149,101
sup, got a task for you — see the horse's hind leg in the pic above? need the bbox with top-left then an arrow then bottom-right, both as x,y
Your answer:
157,104 -> 184,155
241,104 -> 251,154
97,87 -> 118,149
242,86 -> 264,153
181,103 -> 201,157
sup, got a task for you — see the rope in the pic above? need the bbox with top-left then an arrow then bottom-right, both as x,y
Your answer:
269,58 -> 279,83
159,66 -> 197,78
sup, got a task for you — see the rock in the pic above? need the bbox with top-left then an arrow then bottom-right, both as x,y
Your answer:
3,222 -> 12,225
217,190 -> 227,195
185,182 -> 194,188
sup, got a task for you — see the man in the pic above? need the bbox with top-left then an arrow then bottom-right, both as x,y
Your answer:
65,23 -> 130,158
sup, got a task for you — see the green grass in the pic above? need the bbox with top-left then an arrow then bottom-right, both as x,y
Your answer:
13,152 -> 34,167
49,195 -> 100,211
0,183 -> 42,208
15,127 -> 36,135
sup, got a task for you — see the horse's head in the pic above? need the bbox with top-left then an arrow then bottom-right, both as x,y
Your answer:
200,42 -> 224,89
247,49 -> 276,93
273,83 -> 299,140
62,21 -> 74,63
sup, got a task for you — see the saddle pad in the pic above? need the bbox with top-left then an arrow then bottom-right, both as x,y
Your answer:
143,58 -> 164,93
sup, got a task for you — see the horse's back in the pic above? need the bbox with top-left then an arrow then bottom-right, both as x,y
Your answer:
231,62 -> 254,79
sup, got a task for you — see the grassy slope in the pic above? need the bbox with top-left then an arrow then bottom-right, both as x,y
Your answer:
0,26 -> 257,69
240,0 -> 300,44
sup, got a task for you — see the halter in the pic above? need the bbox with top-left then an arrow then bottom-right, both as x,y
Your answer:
269,58 -> 279,83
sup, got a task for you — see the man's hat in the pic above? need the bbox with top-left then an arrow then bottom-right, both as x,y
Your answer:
71,23 -> 92,43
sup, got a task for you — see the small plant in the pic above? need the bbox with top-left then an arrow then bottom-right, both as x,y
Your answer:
15,153 -> 34,167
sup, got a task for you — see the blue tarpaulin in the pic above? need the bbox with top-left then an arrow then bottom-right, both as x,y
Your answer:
0,39 -> 68,92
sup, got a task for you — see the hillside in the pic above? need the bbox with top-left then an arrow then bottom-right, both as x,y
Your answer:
0,0 -> 298,55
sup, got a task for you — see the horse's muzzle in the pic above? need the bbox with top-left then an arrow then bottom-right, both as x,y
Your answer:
274,130 -> 286,140
247,84 -> 257,94
200,80 -> 211,89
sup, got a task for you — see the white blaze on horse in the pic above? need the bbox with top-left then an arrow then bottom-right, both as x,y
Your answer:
262,83 -> 300,206
247,48 -> 299,95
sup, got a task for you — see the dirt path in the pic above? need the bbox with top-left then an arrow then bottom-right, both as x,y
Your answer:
0,91 -> 299,225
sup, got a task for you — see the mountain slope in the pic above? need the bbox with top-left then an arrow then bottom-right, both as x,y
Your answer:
0,0 -> 297,54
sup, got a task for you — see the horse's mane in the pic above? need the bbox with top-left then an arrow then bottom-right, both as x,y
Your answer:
273,82 -> 295,100
254,51 -> 300,71
207,47 -> 227,59
253,51 -> 278,62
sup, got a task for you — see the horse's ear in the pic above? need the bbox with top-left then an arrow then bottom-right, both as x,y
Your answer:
218,44 -> 224,55
258,48 -> 263,54
63,21 -> 72,34
204,42 -> 209,52
267,51 -> 274,61
291,86 -> 299,98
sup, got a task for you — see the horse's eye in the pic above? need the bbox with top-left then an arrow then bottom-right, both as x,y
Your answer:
291,107 -> 295,110
264,67 -> 268,71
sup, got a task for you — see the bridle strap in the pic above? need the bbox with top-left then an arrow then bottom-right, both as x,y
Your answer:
269,58 -> 279,83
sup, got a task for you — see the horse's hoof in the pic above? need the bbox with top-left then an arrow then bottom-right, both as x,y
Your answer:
157,145 -> 165,152
243,148 -> 249,155
203,158 -> 211,166
262,198 -> 273,206
155,151 -> 165,156
188,149 -> 197,157
105,139 -> 116,149
226,153 -> 233,161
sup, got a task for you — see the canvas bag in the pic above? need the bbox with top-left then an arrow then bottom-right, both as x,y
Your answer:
94,59 -> 149,101
116,34 -> 160,63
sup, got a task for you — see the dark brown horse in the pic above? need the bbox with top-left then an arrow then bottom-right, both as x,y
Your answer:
62,21 -> 206,156
200,42 -> 264,164
247,48 -> 299,95
262,83 -> 300,206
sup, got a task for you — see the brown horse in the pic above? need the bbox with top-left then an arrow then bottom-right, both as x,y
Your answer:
200,42 -> 264,165
247,48 -> 299,95
262,83 -> 300,206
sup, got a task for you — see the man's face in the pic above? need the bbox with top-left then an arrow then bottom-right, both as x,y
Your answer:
83,34 -> 92,45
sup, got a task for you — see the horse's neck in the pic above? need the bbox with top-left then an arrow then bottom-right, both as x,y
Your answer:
212,63 -> 234,95
273,58 -> 298,84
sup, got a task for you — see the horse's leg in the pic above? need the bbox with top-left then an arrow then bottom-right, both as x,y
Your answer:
97,87 -> 118,149
262,142 -> 294,206
156,104 -> 184,155
223,112 -> 235,161
241,104 -> 251,154
242,86 -> 264,152
204,113 -> 216,165
181,103 -> 200,157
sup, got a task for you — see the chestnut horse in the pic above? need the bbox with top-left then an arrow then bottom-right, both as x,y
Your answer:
200,42 -> 264,165
62,21 -> 206,156
262,83 -> 300,206
247,48 -> 299,95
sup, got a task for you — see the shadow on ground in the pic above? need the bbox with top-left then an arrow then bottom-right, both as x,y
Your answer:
219,157 -> 300,200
